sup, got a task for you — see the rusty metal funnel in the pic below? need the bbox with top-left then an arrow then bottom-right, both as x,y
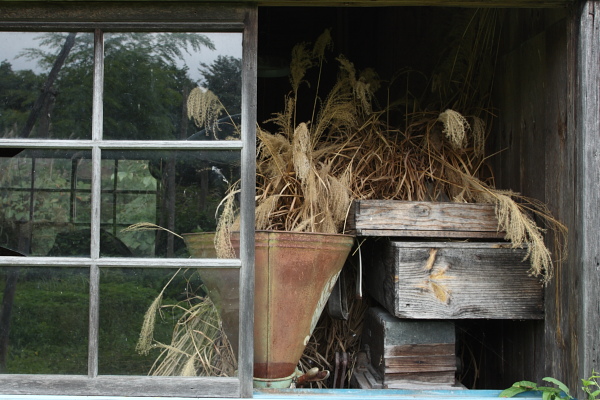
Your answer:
182,232 -> 240,357
183,230 -> 354,383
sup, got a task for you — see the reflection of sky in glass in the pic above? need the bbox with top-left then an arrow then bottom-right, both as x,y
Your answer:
0,31 -> 241,83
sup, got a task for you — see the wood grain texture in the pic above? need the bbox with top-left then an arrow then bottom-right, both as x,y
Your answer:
347,200 -> 505,239
490,6 -> 595,393
238,6 -> 258,398
384,356 -> 457,374
0,0 -> 575,8
363,240 -> 544,319
362,307 -> 457,388
0,2 -> 247,23
577,0 -> 600,388
0,375 -> 240,397
385,371 -> 458,387
384,343 -> 455,357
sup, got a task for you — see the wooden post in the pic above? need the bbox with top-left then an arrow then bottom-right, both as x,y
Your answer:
577,0 -> 600,387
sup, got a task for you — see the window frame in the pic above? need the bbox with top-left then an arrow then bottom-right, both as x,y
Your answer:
0,3 -> 257,398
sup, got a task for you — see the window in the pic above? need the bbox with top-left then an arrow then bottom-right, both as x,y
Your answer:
0,3 -> 256,398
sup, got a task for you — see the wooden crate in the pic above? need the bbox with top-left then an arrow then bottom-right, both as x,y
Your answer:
363,239 -> 544,319
346,200 -> 505,239
361,307 -> 460,389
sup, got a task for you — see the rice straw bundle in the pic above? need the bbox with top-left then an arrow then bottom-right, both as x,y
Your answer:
136,272 -> 237,377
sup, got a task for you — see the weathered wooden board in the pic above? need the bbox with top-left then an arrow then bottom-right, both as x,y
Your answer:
362,307 -> 457,388
0,375 -> 240,397
0,0 -> 576,8
363,240 -> 544,319
384,355 -> 457,374
489,7 -> 571,390
346,200 -> 505,239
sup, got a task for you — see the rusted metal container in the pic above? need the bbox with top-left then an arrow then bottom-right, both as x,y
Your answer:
183,230 -> 354,384
182,232 -> 240,357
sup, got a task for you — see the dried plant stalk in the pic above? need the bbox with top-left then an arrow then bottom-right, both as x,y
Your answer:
137,272 -> 236,377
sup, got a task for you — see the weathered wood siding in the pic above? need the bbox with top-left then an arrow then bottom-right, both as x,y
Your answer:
490,6 -> 569,389
576,0 -> 600,387
491,3 -> 600,395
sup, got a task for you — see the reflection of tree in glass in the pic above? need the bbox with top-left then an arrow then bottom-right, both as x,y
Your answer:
0,61 -> 44,139
16,32 -> 215,140
199,55 -> 241,116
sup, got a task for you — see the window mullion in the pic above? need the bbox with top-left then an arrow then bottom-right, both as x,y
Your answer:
91,28 -> 104,258
88,264 -> 100,378
88,28 -> 104,379
238,7 -> 258,398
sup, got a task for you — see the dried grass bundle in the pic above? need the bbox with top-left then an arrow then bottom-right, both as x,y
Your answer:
255,30 -> 368,234
187,87 -> 225,138
136,272 -> 237,377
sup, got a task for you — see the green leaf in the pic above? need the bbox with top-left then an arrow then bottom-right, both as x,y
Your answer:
542,390 -> 555,400
538,385 -> 564,399
515,381 -> 539,389
499,387 -> 530,398
543,377 -> 572,398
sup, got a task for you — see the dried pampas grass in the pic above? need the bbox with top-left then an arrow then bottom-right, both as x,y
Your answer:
136,272 -> 237,377
438,109 -> 470,150
255,30 -> 366,234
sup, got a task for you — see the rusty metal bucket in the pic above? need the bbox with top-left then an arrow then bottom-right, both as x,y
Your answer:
183,230 -> 354,384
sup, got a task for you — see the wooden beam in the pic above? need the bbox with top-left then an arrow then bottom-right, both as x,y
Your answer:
0,0 -> 575,9
255,0 -> 573,7
0,2 -> 247,23
577,0 -> 600,389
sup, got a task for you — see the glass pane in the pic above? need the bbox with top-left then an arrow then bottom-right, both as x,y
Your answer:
0,32 -> 93,140
102,32 -> 242,141
99,267 -> 238,376
100,149 -> 240,258
0,266 -> 88,374
0,149 -> 92,256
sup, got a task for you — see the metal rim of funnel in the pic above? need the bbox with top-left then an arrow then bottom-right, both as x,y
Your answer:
253,370 -> 299,389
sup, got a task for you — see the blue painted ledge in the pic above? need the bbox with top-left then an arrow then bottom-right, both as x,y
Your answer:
0,390 -> 543,400
255,389 -> 542,399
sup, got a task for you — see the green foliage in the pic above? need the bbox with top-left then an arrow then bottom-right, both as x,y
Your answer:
499,378 -> 571,400
0,61 -> 44,137
200,55 -> 242,115
500,375 -> 600,400
4,268 -> 89,374
1,267 -> 184,375
582,371 -> 600,400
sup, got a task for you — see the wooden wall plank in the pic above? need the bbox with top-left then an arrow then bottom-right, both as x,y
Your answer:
490,4 -> 600,396
543,5 -> 580,391
492,7 -> 570,389
577,0 -> 600,385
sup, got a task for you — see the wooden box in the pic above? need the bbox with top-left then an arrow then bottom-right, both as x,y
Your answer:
362,307 -> 459,389
346,200 -> 505,239
363,239 -> 543,319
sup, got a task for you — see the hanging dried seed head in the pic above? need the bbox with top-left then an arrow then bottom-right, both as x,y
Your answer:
438,109 -> 470,150
187,87 -> 225,138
